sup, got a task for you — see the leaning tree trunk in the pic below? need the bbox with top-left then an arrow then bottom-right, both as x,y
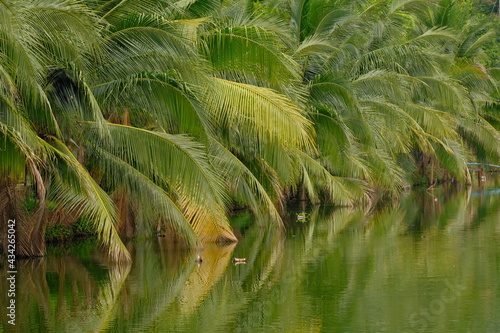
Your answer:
113,187 -> 136,239
17,205 -> 47,258
0,180 -> 48,257
20,165 -> 49,258
0,182 -> 25,255
0,182 -> 16,255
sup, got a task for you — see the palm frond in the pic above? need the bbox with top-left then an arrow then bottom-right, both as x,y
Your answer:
203,77 -> 315,152
297,150 -> 366,205
355,44 -> 436,75
97,23 -> 201,82
93,74 -> 208,140
314,8 -> 354,36
453,62 -> 496,94
458,116 -> 500,159
92,147 -> 200,246
428,137 -> 468,180
47,136 -> 130,262
389,0 -> 436,17
294,35 -> 340,58
457,27 -> 495,59
96,0 -> 161,22
360,100 -> 414,155
0,100 -> 46,162
364,145 -> 407,192
210,137 -> 283,228
405,103 -> 457,139
405,26 -> 458,46
308,110 -> 368,178
0,133 -> 26,181
201,26 -> 301,86
89,123 -> 236,242
418,75 -> 472,114
171,18 -> 209,44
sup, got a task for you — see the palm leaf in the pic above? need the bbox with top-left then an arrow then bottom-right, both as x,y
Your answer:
88,123 -> 236,242
428,137 -> 468,180
92,147 -> 200,246
201,26 -> 301,86
297,150 -> 366,205
92,74 -> 208,140
405,27 -> 458,46
405,103 -> 457,139
47,136 -> 130,262
210,137 -> 284,228
309,111 -> 371,180
294,35 -> 340,58
203,77 -> 315,152
458,116 -> 500,159
96,22 -> 201,83
0,133 -> 26,181
457,28 -> 495,59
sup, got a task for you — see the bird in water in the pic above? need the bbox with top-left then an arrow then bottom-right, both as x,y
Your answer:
232,258 -> 247,264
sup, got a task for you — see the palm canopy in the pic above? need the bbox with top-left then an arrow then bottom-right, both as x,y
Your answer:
1,0 -> 498,261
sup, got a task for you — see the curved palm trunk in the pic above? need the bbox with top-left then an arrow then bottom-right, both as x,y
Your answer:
113,188 -> 136,239
17,207 -> 47,258
0,183 -> 14,255
0,183 -> 42,257
20,164 -> 49,257
0,172 -> 48,258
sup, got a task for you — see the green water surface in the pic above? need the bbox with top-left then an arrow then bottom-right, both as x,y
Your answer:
1,176 -> 500,332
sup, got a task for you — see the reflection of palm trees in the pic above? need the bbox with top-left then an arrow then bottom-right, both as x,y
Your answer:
287,182 -> 500,332
168,229 -> 287,332
103,240 -> 195,332
176,243 -> 236,315
102,240 -> 239,332
3,177 -> 500,332
0,246 -> 131,332
16,259 -> 51,333
224,183 -> 500,332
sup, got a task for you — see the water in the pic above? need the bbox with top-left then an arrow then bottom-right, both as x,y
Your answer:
1,175 -> 500,332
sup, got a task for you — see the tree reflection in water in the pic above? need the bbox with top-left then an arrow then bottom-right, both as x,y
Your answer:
1,176 -> 499,332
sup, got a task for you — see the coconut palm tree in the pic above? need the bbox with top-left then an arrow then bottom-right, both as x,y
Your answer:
0,0 -> 317,260
284,0 -> 499,188
0,0 -> 130,259
1,0 -> 498,261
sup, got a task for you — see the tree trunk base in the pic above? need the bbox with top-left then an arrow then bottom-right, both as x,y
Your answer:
0,182 -> 47,258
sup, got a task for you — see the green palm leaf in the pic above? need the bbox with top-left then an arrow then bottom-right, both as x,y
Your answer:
209,137 -> 284,228
294,35 -> 340,58
298,150 -> 366,205
47,136 -> 130,262
201,26 -> 301,86
92,147 -> 200,246
203,77 -> 315,152
90,123 -> 236,242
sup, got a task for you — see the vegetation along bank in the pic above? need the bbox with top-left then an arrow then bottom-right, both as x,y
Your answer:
0,0 -> 498,261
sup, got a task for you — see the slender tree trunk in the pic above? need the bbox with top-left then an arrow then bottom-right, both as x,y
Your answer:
122,108 -> 130,126
0,182 -> 14,255
17,208 -> 47,257
429,160 -> 435,185
299,184 -> 307,202
114,188 -> 135,239
0,181 -> 46,257
465,166 -> 472,185
17,163 -> 49,258
77,145 -> 85,164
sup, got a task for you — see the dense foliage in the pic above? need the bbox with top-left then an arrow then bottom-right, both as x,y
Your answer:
0,0 -> 498,260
